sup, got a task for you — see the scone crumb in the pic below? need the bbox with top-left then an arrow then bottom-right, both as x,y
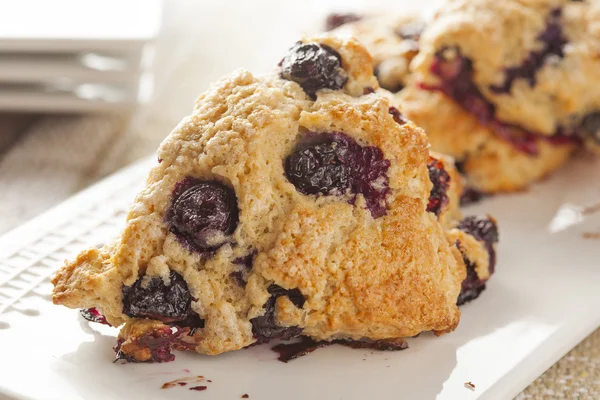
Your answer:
161,376 -> 205,389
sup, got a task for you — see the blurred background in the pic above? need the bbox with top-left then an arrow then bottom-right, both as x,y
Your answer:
0,0 -> 440,235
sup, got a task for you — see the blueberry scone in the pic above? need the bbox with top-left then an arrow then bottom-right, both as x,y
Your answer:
406,0 -> 600,192
333,0 -> 599,193
328,13 -> 425,93
52,35 -> 496,363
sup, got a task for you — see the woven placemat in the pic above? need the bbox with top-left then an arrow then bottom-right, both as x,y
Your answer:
517,328 -> 600,399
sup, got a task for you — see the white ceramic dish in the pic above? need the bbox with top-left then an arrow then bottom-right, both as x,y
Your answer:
0,154 -> 598,400
0,0 -> 160,112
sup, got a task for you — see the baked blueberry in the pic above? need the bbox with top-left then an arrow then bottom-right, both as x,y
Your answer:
167,178 -> 239,253
491,9 -> 566,93
457,215 -> 499,272
285,133 -> 391,218
122,271 -> 204,327
456,256 -> 486,306
389,107 -> 407,125
280,42 -> 347,99
251,285 -> 305,343
426,157 -> 450,217
230,251 -> 257,287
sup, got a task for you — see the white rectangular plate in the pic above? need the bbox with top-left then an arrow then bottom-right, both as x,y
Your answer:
0,53 -> 141,84
0,154 -> 599,400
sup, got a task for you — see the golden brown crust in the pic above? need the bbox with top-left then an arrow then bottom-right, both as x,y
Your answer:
395,86 -> 576,193
52,35 -> 467,359
332,15 -> 424,92
446,229 -> 490,281
413,0 -> 600,139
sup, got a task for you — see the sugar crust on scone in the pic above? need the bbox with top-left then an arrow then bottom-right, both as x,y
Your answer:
413,0 -> 600,148
332,14 -> 425,92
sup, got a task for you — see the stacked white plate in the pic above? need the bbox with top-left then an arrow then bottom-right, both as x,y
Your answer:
0,0 -> 162,112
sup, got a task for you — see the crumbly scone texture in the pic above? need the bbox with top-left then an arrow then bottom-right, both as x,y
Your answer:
396,86 -> 575,193
413,0 -> 600,141
446,229 -> 490,282
332,15 -> 425,92
52,35 -> 467,357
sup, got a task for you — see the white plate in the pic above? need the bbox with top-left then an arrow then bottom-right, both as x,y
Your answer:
0,53 -> 141,84
0,0 -> 162,52
0,154 -> 599,400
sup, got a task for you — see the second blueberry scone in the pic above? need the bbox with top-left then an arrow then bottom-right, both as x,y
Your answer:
407,0 -> 599,192
330,0 -> 599,193
414,0 -> 600,151
51,35 -> 495,363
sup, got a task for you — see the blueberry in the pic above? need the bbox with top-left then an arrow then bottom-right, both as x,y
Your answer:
491,9 -> 566,93
455,216 -> 499,305
284,133 -> 391,218
458,216 -> 499,274
426,49 -> 547,155
325,13 -> 362,31
457,216 -> 499,250
80,307 -> 111,325
429,50 -> 495,122
122,271 -> 204,327
280,42 -> 348,99
233,251 -> 257,271
285,139 -> 351,196
230,251 -> 257,288
250,285 -> 305,343
456,256 -> 486,306
167,178 -> 239,253
426,158 -> 450,217
389,107 -> 407,125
